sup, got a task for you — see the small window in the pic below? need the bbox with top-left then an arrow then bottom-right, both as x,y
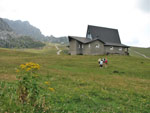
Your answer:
87,33 -> 92,39
82,44 -> 84,48
110,47 -> 113,50
89,44 -> 91,48
95,44 -> 99,48
119,48 -> 122,51
78,44 -> 80,48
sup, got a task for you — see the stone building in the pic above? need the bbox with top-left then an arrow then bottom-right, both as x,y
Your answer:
68,25 -> 129,55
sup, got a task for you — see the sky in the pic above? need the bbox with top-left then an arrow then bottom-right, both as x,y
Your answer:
0,0 -> 150,47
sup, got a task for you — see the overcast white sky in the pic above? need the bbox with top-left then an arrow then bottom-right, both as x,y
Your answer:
0,0 -> 150,47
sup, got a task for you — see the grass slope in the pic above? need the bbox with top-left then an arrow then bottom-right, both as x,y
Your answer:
129,47 -> 150,58
0,44 -> 150,112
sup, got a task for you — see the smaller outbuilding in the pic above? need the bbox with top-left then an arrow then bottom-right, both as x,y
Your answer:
68,25 -> 129,55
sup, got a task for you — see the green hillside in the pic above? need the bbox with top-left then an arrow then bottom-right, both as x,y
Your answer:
0,45 -> 150,112
129,47 -> 150,58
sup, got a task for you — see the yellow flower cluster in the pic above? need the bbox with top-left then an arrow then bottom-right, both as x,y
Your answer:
19,62 -> 40,72
44,81 -> 50,85
44,81 -> 55,92
48,87 -> 55,92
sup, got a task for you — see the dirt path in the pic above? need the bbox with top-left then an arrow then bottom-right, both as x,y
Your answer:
55,45 -> 62,55
130,49 -> 150,59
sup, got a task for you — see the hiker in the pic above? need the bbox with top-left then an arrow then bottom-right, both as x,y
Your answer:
99,59 -> 103,68
104,58 -> 108,68
98,58 -> 101,64
105,58 -> 108,64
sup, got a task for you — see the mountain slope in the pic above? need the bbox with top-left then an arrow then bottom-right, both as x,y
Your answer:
45,35 -> 69,44
3,18 -> 70,44
0,18 -> 19,40
3,18 -> 69,44
0,18 -> 13,32
0,18 -> 45,48
3,19 -> 45,41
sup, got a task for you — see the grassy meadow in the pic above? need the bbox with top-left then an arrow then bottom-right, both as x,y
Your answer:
129,47 -> 150,58
0,44 -> 150,112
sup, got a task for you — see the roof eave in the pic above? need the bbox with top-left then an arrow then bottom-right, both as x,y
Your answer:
85,38 -> 105,44
104,44 -> 130,48
68,36 -> 87,43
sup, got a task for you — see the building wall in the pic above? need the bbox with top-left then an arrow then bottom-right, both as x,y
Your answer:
69,39 -> 82,55
69,39 -> 77,55
82,40 -> 105,55
82,43 -> 91,55
69,38 -> 128,55
76,42 -> 82,55
90,40 -> 105,55
104,46 -> 127,55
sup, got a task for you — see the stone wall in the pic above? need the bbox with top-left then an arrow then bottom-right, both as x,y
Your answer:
69,39 -> 77,55
82,40 -> 105,55
104,46 -> 127,55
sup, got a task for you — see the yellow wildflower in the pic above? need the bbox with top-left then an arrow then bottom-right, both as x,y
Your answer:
19,62 -> 40,72
26,68 -> 31,72
44,81 -> 50,85
20,64 -> 26,69
35,64 -> 40,70
48,87 -> 55,92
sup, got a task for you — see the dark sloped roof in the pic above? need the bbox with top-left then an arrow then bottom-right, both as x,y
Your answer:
104,42 -> 129,47
68,36 -> 105,44
86,25 -> 121,44
68,36 -> 91,43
